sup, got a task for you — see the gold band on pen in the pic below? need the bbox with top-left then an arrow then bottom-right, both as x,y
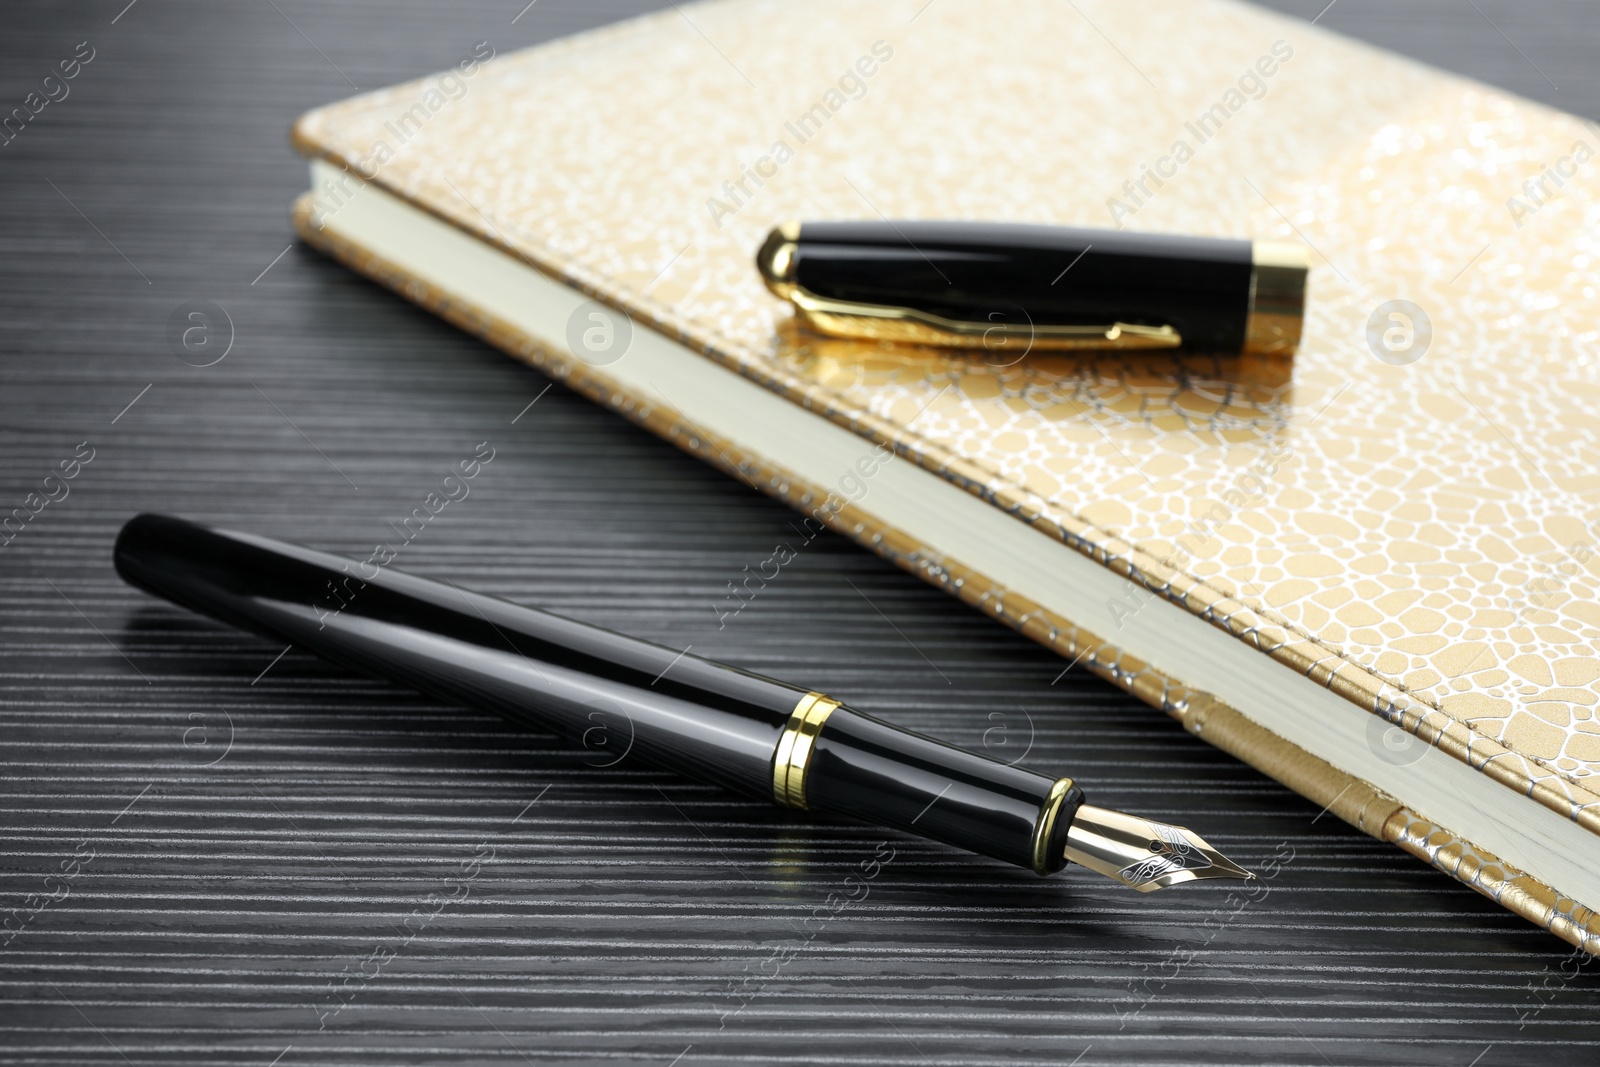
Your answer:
772,690 -> 840,809
1243,240 -> 1309,356
1030,776 -> 1076,875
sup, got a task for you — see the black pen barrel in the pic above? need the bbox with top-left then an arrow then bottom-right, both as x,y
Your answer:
114,514 -> 1084,873
113,513 -> 805,798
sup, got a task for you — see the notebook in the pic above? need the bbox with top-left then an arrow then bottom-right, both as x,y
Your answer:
289,0 -> 1600,950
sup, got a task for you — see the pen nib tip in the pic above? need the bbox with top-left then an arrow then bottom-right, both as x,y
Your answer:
1062,804 -> 1255,893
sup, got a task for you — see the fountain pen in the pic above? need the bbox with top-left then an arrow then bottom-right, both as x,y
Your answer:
114,514 -> 1252,892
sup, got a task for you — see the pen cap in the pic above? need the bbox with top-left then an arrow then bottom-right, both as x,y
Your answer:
758,220 -> 1307,356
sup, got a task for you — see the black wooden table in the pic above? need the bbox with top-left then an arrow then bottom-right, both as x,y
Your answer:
3,2 -> 1597,1064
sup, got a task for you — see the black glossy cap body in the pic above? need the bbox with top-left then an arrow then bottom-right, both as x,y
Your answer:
794,220 -> 1255,352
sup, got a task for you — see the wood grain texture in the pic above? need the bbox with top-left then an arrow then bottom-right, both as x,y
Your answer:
1,2 -> 1597,1064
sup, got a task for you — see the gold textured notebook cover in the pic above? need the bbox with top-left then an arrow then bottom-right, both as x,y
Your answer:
289,0 -> 1600,949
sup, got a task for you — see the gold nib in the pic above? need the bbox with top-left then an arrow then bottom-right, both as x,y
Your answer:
1062,804 -> 1254,892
